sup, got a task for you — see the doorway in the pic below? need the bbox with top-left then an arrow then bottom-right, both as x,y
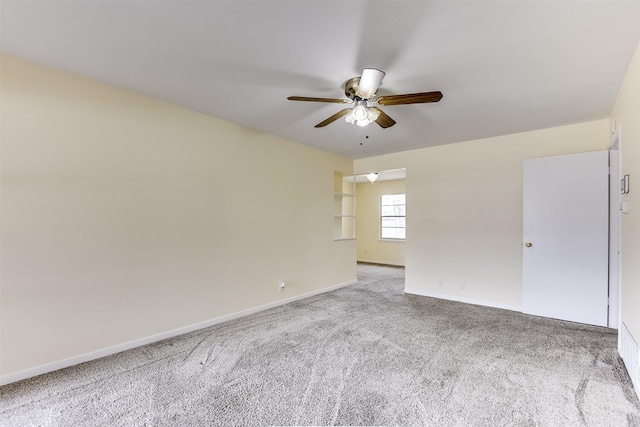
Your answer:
354,169 -> 406,267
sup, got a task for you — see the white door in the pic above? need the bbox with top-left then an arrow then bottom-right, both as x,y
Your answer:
523,151 -> 609,327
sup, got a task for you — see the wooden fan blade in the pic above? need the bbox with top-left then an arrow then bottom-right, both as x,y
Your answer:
287,96 -> 350,104
377,91 -> 443,106
370,107 -> 396,128
315,109 -> 351,128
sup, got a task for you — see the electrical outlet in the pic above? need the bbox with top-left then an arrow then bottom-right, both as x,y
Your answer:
279,281 -> 286,292
437,279 -> 444,287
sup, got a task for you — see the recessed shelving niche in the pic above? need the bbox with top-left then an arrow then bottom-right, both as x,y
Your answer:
333,171 -> 356,240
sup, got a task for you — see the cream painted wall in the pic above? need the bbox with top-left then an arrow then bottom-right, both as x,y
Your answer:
356,179 -> 405,266
610,40 -> 640,343
355,120 -> 609,310
0,55 -> 356,378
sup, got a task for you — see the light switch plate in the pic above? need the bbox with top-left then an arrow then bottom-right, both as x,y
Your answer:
621,197 -> 630,214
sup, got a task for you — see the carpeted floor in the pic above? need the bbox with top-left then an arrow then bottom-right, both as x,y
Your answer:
2,263 -> 639,426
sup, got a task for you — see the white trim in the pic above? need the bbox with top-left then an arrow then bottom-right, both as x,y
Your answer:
378,239 -> 405,244
357,258 -> 405,267
404,287 -> 521,312
0,279 -> 357,386
609,123 -> 620,151
620,322 -> 639,397
608,126 -> 622,330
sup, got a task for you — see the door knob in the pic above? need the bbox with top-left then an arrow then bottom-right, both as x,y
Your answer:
525,242 -> 533,247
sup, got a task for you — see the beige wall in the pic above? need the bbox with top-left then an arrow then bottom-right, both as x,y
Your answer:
0,55 -> 356,379
355,120 -> 609,310
356,179 -> 405,266
610,40 -> 640,343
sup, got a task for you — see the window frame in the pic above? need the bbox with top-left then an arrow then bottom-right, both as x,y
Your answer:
380,193 -> 406,241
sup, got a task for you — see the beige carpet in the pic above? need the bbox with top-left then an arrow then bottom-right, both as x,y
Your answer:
2,263 -> 639,426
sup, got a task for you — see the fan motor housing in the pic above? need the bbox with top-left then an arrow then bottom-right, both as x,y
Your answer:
344,77 -> 361,100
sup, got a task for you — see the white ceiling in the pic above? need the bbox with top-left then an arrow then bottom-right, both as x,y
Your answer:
2,1 -> 640,160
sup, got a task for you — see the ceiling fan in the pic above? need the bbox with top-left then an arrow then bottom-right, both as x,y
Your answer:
287,68 -> 442,128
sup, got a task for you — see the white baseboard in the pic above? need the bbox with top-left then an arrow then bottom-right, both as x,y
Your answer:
357,258 -> 405,267
620,322 -> 639,397
403,287 -> 521,313
0,279 -> 357,386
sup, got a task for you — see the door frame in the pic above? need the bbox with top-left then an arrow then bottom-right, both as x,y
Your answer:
609,124 -> 622,331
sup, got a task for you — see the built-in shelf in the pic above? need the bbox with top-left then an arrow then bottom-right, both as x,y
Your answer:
333,171 -> 356,240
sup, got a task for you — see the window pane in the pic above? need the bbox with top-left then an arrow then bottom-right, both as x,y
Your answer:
394,206 -> 406,216
382,217 -> 406,227
392,194 -> 406,204
381,227 -> 406,239
381,195 -> 395,205
381,205 -> 406,216
381,194 -> 406,205
380,228 -> 396,239
380,206 -> 394,216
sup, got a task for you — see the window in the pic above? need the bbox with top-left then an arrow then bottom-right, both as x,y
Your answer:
380,194 -> 406,239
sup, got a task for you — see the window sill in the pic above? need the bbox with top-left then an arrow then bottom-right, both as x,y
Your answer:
379,239 -> 405,243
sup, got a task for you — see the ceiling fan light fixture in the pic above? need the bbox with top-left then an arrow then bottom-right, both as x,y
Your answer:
345,101 -> 373,126
352,101 -> 368,120
344,110 -> 355,125
366,173 -> 378,183
287,67 -> 441,130
357,68 -> 385,99
367,107 -> 380,122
